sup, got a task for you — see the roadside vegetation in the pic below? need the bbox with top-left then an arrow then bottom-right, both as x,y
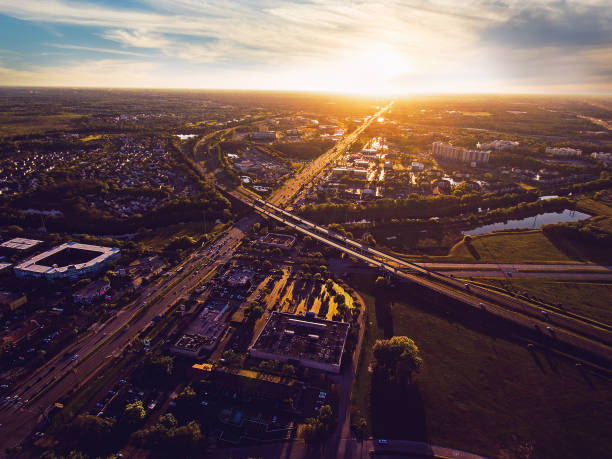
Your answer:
349,273 -> 612,459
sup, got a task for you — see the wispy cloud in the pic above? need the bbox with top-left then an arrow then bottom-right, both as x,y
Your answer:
46,43 -> 150,57
0,0 -> 610,92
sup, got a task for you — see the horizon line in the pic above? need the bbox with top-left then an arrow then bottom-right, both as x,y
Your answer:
1,85 -> 611,98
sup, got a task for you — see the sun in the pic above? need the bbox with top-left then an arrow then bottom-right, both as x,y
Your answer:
318,45 -> 411,95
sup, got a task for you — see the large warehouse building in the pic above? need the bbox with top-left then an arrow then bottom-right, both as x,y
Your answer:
14,242 -> 120,280
250,311 -> 350,373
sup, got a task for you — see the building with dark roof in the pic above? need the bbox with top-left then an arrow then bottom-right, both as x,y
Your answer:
250,312 -> 350,373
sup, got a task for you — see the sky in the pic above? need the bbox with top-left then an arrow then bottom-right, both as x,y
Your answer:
0,0 -> 610,94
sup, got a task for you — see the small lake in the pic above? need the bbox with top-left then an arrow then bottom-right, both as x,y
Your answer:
175,134 -> 196,140
463,209 -> 591,236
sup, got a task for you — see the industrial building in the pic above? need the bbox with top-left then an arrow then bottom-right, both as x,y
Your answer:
1,238 -> 43,250
432,141 -> 491,165
252,131 -> 278,141
73,280 -> 110,303
171,307 -> 228,358
546,147 -> 582,157
250,312 -> 350,373
14,242 -> 120,280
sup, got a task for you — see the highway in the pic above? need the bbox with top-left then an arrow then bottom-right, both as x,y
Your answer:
0,104 -> 391,451
248,202 -> 612,364
0,215 -> 256,450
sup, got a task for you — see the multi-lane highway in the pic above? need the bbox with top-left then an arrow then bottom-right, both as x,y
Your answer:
248,200 -> 612,365
0,104 -> 391,451
0,215 -> 256,450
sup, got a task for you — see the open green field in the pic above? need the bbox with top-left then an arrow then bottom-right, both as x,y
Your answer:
0,113 -> 82,137
428,230 -> 586,264
479,278 -> 612,326
350,276 -> 612,459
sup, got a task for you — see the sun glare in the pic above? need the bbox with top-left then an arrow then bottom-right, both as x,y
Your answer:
315,45 -> 411,95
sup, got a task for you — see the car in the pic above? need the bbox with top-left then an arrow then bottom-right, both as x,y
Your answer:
479,303 -> 486,310
378,439 -> 389,445
71,354 -> 79,361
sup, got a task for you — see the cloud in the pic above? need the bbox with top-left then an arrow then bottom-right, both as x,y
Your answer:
0,0 -> 610,93
481,1 -> 612,48
102,29 -> 172,50
46,43 -> 150,57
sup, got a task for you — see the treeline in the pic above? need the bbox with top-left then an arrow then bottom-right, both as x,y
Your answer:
299,190 -> 541,224
556,175 -> 612,196
0,175 -> 232,234
542,216 -> 612,248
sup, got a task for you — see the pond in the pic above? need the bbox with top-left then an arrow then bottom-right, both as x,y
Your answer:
463,209 -> 591,236
175,134 -> 196,139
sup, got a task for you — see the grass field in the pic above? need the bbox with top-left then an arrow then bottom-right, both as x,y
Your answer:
478,278 -> 612,326
0,113 -> 82,137
432,230 -> 585,264
576,197 -> 612,217
350,277 -> 612,459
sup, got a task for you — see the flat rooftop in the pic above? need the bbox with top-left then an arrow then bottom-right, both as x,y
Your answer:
260,233 -> 296,248
227,269 -> 255,287
250,312 -> 350,367
1,238 -> 43,250
15,242 -> 120,276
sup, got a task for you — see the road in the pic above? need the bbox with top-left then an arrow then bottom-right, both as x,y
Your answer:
0,216 -> 256,450
249,203 -> 612,360
269,104 -> 393,208
418,262 -> 612,272
208,437 -> 489,459
0,104 -> 390,451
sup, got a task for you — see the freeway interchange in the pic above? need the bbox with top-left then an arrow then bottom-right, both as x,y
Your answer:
250,198 -> 612,365
0,100 -> 610,455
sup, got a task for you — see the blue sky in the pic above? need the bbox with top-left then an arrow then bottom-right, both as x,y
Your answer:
0,0 -> 610,94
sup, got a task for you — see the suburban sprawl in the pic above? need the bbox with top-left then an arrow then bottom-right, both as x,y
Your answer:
0,89 -> 611,459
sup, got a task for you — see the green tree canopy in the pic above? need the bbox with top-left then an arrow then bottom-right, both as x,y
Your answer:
372,336 -> 423,384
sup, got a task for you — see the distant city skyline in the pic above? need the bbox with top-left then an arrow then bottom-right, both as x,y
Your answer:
0,0 -> 611,94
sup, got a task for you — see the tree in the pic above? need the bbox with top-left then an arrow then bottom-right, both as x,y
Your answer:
144,355 -> 174,381
170,420 -> 202,450
318,404 -> 333,424
374,276 -> 389,288
221,350 -> 243,367
352,417 -> 368,438
124,400 -> 146,425
301,417 -> 326,443
281,364 -> 295,377
334,293 -> 346,305
372,336 -> 423,384
69,414 -> 115,446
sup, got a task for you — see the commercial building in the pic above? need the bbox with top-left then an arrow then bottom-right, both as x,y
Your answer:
171,307 -> 228,358
227,269 -> 255,288
546,147 -> 582,157
478,140 -> 519,150
73,280 -> 110,303
14,242 -> 120,280
331,167 -> 369,178
252,131 -> 278,141
432,142 -> 490,165
259,233 -> 296,250
250,312 -> 350,373
1,238 -> 43,250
